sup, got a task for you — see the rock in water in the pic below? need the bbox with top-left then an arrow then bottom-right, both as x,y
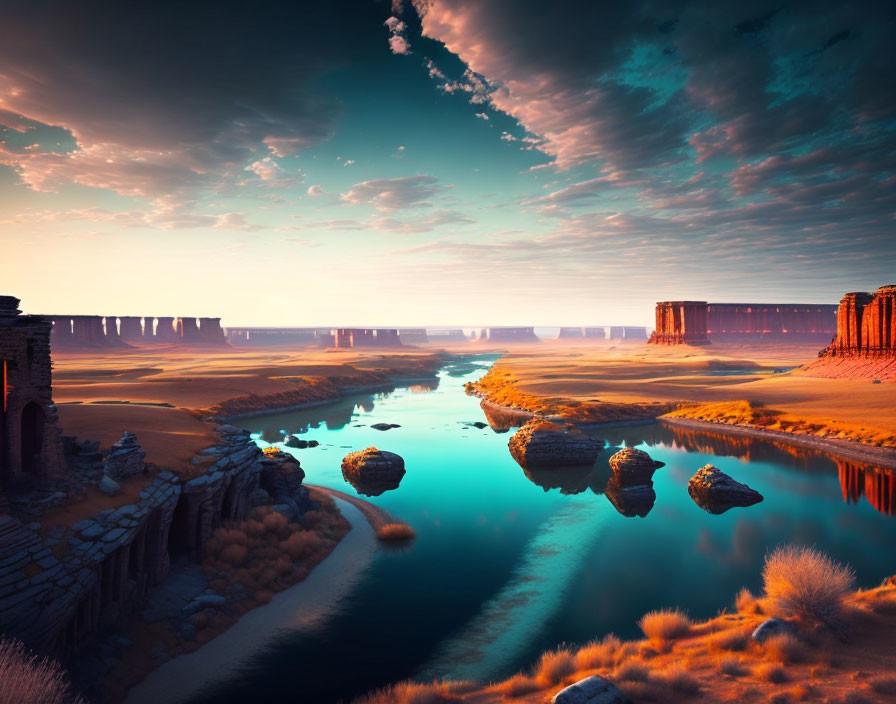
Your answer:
688,464 -> 763,514
508,420 -> 603,468
604,477 -> 656,518
552,674 -> 631,703
608,447 -> 665,484
370,423 -> 401,431
342,447 -> 406,496
104,431 -> 146,479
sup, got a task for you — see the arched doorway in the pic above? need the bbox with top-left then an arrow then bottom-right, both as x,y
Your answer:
21,402 -> 44,475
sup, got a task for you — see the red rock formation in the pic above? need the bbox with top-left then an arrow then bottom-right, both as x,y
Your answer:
838,459 -> 895,516
706,303 -> 837,341
197,317 -> 227,345
648,301 -> 710,345
820,285 -> 896,359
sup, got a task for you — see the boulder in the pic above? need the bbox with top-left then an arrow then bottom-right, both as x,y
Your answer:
552,675 -> 630,704
752,618 -> 797,644
98,475 -> 121,495
608,448 -> 665,484
688,465 -> 764,514
104,431 -> 146,479
341,447 -> 406,492
508,420 -> 603,468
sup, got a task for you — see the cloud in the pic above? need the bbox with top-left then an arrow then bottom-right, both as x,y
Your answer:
307,184 -> 324,196
385,15 -> 411,54
0,2 -> 382,199
343,159 -> 356,167
368,209 -> 475,233
340,174 -> 446,211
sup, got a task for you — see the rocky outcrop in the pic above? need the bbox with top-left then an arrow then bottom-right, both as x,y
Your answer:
813,285 -> 896,369
508,420 -> 603,469
257,449 -> 309,519
751,618 -> 796,644
341,447 -> 405,496
687,464 -> 763,514
552,675 -> 630,704
104,432 -> 146,479
605,448 -> 664,518
649,301 -> 710,345
608,448 -> 665,484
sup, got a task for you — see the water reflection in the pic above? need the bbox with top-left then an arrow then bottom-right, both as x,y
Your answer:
479,399 -> 532,433
521,458 -> 613,496
839,461 -> 895,516
342,473 -> 404,497
604,478 -> 656,517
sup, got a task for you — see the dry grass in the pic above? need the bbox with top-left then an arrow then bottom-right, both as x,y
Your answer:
719,656 -> 748,677
493,674 -> 539,698
575,634 -> 623,670
762,633 -> 805,664
736,587 -> 763,614
657,665 -> 701,694
708,627 -> 750,652
869,675 -> 896,695
614,661 -> 650,682
762,545 -> 855,627
377,523 -> 417,541
534,648 -> 576,686
354,681 -> 461,704
0,639 -> 85,704
756,663 -> 789,684
638,608 -> 691,649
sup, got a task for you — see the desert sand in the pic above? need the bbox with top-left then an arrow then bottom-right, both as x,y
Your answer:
468,341 -> 896,450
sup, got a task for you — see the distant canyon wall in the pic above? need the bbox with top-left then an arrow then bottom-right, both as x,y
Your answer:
649,301 -> 837,345
47,315 -> 227,349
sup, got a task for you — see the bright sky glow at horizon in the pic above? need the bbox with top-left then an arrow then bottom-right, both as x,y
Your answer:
1,1 -> 894,327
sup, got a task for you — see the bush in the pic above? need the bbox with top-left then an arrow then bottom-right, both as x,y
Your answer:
282,530 -> 324,561
708,627 -> 749,652
494,674 -> 539,698
377,523 -> 417,541
575,634 -> 622,670
534,648 -> 576,686
762,545 -> 855,626
719,656 -> 747,677
658,665 -> 700,694
736,587 -> 761,614
756,663 -> 788,684
614,662 -> 650,682
353,681 -> 460,704
638,608 -> 691,647
0,639 -> 84,704
762,633 -> 805,664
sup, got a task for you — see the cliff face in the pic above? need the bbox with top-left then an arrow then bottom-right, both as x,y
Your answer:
648,301 -> 710,345
0,425 -> 267,660
820,285 -> 896,359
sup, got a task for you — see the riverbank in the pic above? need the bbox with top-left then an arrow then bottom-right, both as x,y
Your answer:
466,342 -> 896,452
123,497 -> 377,704
358,572 -> 896,704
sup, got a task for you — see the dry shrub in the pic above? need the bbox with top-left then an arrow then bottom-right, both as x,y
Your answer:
495,674 -> 539,698
719,656 -> 747,677
353,681 -> 460,704
658,665 -> 700,695
534,647 -> 576,686
614,661 -> 650,682
282,530 -> 324,560
736,587 -> 762,614
638,608 -> 691,647
263,511 -> 289,534
762,633 -> 805,664
869,676 -> 896,695
756,663 -> 789,684
377,523 -> 417,541
709,627 -> 749,652
0,639 -> 85,704
786,684 -> 814,701
762,545 -> 855,627
575,634 -> 623,670
219,543 -> 248,566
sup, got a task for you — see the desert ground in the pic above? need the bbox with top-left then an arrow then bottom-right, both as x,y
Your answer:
467,341 -> 896,450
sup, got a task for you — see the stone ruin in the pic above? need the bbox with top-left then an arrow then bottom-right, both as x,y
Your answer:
0,296 -> 66,497
649,300 -> 838,345
47,315 -> 228,349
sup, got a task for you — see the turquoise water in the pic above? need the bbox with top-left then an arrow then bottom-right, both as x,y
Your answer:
189,355 -> 895,703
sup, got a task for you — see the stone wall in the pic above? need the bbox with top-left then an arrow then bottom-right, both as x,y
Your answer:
822,285 -> 896,357
0,425 -> 270,660
1,297 -> 66,492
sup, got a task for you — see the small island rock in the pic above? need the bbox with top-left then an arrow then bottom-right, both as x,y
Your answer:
688,464 -> 764,514
608,447 -> 665,485
508,420 -> 603,468
342,447 -> 406,488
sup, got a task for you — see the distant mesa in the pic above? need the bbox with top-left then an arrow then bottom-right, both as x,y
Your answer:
687,464 -> 764,514
508,419 -> 603,469
800,284 -> 896,380
648,300 -> 837,345
47,314 -> 228,350
341,447 -> 405,496
480,327 -> 540,344
557,326 -> 647,341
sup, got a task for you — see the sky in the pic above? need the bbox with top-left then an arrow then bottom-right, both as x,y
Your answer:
1,0 -> 894,327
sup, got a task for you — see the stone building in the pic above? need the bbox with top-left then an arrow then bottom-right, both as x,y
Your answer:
0,296 -> 65,498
